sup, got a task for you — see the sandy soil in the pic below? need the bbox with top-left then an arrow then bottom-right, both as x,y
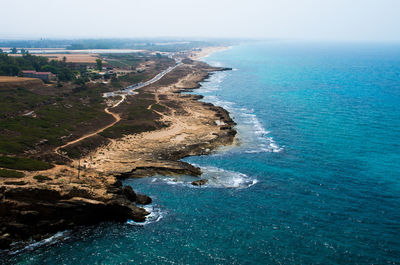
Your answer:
0,76 -> 45,90
7,59 -> 234,185
8,53 -> 103,63
0,50 -> 236,249
190,46 -> 231,61
76,65 -> 234,175
0,76 -> 39,82
1,51 -> 235,182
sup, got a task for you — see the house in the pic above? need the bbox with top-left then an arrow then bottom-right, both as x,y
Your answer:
22,70 -> 56,81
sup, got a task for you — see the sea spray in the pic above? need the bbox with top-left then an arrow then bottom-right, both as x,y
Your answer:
194,70 -> 283,154
146,166 -> 257,189
7,42 -> 400,265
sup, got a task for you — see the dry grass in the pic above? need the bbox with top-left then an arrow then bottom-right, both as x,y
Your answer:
41,54 -> 103,63
8,54 -> 104,63
0,76 -> 39,83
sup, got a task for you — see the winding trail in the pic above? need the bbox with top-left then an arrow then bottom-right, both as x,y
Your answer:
55,62 -> 180,154
55,104 -> 121,153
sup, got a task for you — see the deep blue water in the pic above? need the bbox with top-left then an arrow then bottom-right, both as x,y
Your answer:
4,42 -> 400,264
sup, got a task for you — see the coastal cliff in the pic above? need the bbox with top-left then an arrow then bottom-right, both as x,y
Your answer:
0,173 -> 151,250
0,59 -> 236,250
80,61 -> 236,177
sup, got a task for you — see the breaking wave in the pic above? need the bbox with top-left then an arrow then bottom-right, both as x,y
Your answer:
149,165 -> 257,189
7,231 -> 70,255
203,95 -> 283,154
195,165 -> 258,189
195,68 -> 283,154
127,205 -> 164,226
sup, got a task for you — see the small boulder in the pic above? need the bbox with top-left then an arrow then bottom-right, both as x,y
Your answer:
130,207 -> 150,222
192,179 -> 208,186
136,194 -> 152,205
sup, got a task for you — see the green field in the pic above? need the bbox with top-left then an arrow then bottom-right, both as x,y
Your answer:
0,84 -> 111,155
0,53 -> 176,163
100,93 -> 166,139
33,175 -> 52,181
0,168 -> 25,178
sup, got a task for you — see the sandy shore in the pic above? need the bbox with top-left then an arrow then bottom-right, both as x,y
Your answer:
189,46 -> 231,61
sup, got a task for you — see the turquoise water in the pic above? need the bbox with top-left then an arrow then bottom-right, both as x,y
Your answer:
3,42 -> 400,264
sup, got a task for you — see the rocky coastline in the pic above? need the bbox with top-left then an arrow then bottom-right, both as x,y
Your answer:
0,178 -> 151,250
0,59 -> 236,251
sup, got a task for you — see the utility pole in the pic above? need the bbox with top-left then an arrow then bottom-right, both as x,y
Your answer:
78,158 -> 81,179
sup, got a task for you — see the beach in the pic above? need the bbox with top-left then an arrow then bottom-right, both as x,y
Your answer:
189,46 -> 231,61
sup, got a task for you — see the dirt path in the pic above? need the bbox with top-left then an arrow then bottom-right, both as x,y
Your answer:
77,68 -> 233,174
55,105 -> 121,154
54,64 -> 178,154
55,63 -> 173,154
147,92 -> 160,110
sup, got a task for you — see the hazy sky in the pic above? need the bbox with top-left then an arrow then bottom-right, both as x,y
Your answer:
1,0 -> 399,41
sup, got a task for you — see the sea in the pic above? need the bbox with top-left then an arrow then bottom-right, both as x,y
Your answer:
3,41 -> 400,264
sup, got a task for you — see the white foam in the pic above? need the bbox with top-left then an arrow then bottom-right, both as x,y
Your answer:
197,72 -> 227,93
204,97 -> 282,154
151,166 -> 257,189
193,69 -> 283,154
9,231 -> 70,255
127,205 -> 164,226
196,165 -> 258,189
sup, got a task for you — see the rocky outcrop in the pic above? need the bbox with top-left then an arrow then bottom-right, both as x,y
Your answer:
136,194 -> 152,205
122,185 -> 137,202
0,176 -> 150,250
122,186 -> 152,205
0,60 -> 237,251
191,179 -> 208,186
117,161 -> 202,179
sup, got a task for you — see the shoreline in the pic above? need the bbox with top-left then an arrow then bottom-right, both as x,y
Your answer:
189,46 -> 231,61
0,48 -> 237,251
76,60 -> 236,178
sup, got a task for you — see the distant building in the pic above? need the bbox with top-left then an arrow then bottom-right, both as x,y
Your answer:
22,70 -> 56,81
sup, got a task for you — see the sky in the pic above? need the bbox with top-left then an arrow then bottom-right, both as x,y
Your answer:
1,0 -> 399,41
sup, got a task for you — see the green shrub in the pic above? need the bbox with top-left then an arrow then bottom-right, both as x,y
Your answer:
100,123 -> 158,139
151,104 -> 167,112
0,156 -> 54,171
33,175 -> 52,181
0,168 -> 25,178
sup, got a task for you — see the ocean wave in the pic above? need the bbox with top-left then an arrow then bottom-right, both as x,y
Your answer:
127,205 -> 164,226
238,111 -> 283,153
196,165 -> 258,189
195,69 -> 283,154
150,166 -> 257,189
203,95 -> 283,154
8,231 -> 70,255
198,72 -> 227,93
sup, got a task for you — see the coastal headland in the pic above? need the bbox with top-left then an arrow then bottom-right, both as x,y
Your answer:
0,48 -> 236,250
